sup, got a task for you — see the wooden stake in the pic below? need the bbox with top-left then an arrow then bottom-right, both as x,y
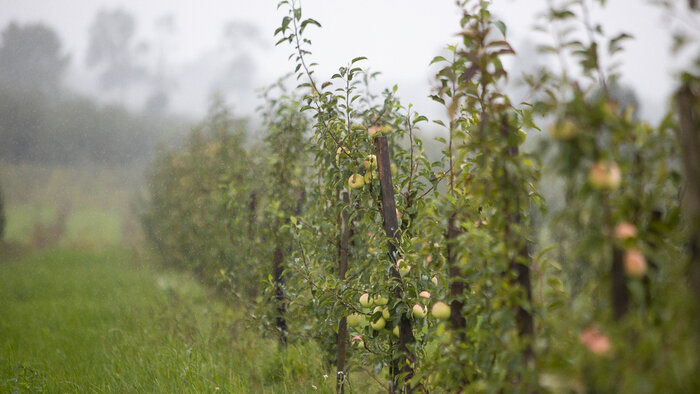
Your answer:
336,192 -> 350,393
375,136 -> 414,393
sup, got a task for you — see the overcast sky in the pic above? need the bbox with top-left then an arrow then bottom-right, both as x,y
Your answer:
0,0 -> 697,123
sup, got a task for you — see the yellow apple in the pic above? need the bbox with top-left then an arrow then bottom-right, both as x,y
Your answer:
372,294 -> 388,306
370,317 -> 386,330
412,304 -> 427,318
348,174 -> 365,189
347,313 -> 364,328
431,301 -> 451,321
374,306 -> 390,320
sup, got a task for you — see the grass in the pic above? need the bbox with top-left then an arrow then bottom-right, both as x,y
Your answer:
0,248 -> 338,393
0,161 -> 142,247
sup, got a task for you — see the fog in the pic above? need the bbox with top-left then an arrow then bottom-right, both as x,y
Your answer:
1,0 -> 696,124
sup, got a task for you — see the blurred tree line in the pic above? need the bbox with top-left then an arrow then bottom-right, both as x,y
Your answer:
0,18 -> 187,166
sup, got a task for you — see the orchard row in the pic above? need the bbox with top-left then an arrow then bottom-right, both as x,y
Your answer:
143,1 -> 700,392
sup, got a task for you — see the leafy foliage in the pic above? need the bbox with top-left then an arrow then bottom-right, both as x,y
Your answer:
142,0 -> 700,392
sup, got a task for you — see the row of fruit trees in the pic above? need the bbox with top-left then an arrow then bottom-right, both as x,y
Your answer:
142,0 -> 700,392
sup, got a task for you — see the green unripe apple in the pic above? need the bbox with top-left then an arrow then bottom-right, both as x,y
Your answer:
364,171 -> 377,184
359,293 -> 372,308
412,304 -> 427,318
363,154 -> 377,170
370,317 -> 386,330
374,306 -> 390,320
347,313 -> 363,328
431,301 -> 451,321
348,174 -> 365,189
393,326 -> 400,337
372,294 -> 388,306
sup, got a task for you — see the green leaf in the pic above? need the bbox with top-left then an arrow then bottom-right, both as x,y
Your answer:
494,20 -> 507,38
430,55 -> 447,65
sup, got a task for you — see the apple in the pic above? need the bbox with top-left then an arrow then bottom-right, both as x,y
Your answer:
347,313 -> 364,328
359,293 -> 372,308
419,291 -> 431,299
363,155 -> 377,170
393,325 -> 400,337
364,171 -> 377,184
588,160 -> 621,190
351,335 -> 364,348
391,162 -> 398,176
374,306 -> 390,320
548,119 -> 579,140
372,294 -> 388,306
431,276 -> 439,286
431,301 -> 451,321
370,317 -> 386,330
624,249 -> 647,278
348,174 -> 365,189
614,222 -> 637,240
412,304 -> 427,318
397,258 -> 411,277
580,327 -> 611,356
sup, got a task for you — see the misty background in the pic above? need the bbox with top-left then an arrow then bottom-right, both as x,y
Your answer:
0,0 -> 697,169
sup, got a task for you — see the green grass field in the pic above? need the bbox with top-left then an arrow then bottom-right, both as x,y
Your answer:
0,248 -> 338,393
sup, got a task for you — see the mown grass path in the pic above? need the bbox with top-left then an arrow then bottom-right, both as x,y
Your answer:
0,248 -> 335,393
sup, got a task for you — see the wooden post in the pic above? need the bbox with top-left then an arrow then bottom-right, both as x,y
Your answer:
447,214 -> 466,336
677,84 -> 700,346
611,247 -> 629,320
501,118 -> 535,365
336,192 -> 351,393
375,136 -> 414,393
272,245 -> 288,346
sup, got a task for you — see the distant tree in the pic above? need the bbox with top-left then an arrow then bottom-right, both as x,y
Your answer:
0,22 -> 69,95
144,14 -> 177,115
86,9 -> 147,101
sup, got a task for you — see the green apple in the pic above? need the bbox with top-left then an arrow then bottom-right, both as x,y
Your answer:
359,293 -> 372,308
374,306 -> 390,320
347,313 -> 364,328
364,171 -> 377,184
348,174 -> 365,189
372,294 -> 388,306
363,154 -> 377,170
370,317 -> 386,330
351,335 -> 364,348
393,326 -> 400,337
412,304 -> 427,318
431,301 -> 451,321
431,276 -> 438,286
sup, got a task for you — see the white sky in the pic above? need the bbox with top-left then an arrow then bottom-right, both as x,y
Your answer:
0,0 -> 696,123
